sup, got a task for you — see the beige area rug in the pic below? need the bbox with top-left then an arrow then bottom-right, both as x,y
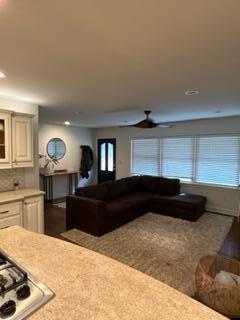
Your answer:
61,212 -> 233,296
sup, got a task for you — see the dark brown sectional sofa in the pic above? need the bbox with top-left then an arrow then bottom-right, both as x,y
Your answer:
66,175 -> 206,236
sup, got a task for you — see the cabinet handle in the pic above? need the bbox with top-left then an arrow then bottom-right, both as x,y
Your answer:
0,210 -> 9,215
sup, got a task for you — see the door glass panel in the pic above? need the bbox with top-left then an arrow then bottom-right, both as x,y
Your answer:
108,143 -> 114,171
0,120 -> 5,159
100,143 -> 106,170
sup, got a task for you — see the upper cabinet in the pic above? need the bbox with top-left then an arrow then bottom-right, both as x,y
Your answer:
12,115 -> 33,167
0,109 -> 34,169
0,111 -> 12,169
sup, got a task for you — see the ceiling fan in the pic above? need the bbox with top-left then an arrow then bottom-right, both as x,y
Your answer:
122,110 -> 171,129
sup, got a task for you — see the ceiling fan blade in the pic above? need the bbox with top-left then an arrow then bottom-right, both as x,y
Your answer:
119,124 -> 136,128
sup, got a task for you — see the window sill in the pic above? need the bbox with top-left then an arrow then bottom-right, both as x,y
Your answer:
181,181 -> 239,191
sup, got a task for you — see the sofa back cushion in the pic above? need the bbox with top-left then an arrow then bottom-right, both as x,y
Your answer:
75,184 -> 108,200
157,177 -> 180,195
104,179 -> 128,199
140,175 -> 159,192
124,176 -> 141,192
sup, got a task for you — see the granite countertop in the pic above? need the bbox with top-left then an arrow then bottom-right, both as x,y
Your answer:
0,189 -> 44,204
0,226 -> 227,320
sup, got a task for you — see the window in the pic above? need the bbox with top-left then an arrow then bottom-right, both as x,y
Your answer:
100,143 -> 106,170
131,139 -> 159,176
162,137 -> 194,181
131,135 -> 240,187
196,136 -> 240,187
108,143 -> 114,172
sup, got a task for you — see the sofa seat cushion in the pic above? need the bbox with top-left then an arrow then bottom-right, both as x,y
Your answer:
152,193 -> 206,209
104,179 -> 128,199
156,177 -> 180,195
75,184 -> 108,200
117,192 -> 152,209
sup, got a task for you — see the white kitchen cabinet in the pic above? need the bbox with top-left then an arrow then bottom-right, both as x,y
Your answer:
0,111 -> 12,169
0,201 -> 22,229
12,114 -> 34,167
0,190 -> 44,233
0,109 -> 34,169
23,195 -> 44,233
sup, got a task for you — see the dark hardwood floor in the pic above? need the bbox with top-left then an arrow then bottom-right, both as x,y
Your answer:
219,217 -> 240,260
44,203 -> 240,260
44,203 -> 66,238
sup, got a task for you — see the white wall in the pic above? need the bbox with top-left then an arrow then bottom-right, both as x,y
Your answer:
95,116 -> 240,216
39,123 -> 95,199
0,96 -> 39,190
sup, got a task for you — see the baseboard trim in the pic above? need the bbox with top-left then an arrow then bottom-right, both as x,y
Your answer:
206,205 -> 238,217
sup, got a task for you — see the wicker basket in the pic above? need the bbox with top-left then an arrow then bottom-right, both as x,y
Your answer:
196,255 -> 240,318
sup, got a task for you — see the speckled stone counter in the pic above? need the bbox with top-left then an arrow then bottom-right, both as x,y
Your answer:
0,189 -> 44,204
0,226 -> 227,320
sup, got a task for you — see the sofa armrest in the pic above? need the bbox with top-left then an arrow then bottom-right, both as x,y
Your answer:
66,195 -> 106,236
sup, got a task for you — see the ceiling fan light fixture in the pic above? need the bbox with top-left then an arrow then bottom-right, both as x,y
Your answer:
158,124 -> 171,128
185,90 -> 199,96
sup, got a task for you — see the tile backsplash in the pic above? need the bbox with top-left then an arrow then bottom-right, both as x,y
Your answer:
0,169 -> 25,192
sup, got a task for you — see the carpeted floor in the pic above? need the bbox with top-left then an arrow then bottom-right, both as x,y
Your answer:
61,212 -> 233,296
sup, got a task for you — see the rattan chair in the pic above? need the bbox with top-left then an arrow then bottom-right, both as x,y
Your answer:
196,255 -> 240,318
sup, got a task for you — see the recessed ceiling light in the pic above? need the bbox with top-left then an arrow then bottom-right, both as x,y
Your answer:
64,121 -> 70,125
185,90 -> 199,96
0,71 -> 6,79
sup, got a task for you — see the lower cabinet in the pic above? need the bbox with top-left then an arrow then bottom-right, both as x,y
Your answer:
0,192 -> 44,234
23,196 -> 44,233
0,201 -> 22,229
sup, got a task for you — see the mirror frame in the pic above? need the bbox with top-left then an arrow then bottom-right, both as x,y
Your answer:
46,137 -> 66,160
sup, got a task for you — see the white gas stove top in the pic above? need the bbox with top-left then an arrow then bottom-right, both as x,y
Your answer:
0,250 -> 54,319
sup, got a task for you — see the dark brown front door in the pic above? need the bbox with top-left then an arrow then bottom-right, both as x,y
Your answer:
98,138 -> 116,183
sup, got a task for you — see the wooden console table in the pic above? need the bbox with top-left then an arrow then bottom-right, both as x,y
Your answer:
40,170 -> 80,202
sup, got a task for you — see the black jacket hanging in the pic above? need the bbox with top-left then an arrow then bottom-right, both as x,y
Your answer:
80,145 -> 94,178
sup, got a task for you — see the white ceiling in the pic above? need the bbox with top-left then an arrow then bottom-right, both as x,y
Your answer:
0,0 -> 240,127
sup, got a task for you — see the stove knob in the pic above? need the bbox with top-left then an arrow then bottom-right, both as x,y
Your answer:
0,300 -> 16,317
16,285 -> 31,300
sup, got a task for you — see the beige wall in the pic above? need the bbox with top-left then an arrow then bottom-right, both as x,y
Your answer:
95,116 -> 240,216
0,96 -> 39,190
39,123 -> 95,199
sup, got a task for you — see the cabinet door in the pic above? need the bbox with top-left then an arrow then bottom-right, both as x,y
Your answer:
24,196 -> 44,233
0,112 -> 12,168
12,115 -> 33,167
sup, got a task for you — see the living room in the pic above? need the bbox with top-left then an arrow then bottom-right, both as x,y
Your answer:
0,1 -> 239,319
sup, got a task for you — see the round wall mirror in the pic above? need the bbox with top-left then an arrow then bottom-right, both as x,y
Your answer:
47,138 -> 66,160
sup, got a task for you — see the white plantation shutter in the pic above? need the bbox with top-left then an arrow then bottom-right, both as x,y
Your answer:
196,136 -> 240,187
162,137 -> 194,180
131,139 -> 159,176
